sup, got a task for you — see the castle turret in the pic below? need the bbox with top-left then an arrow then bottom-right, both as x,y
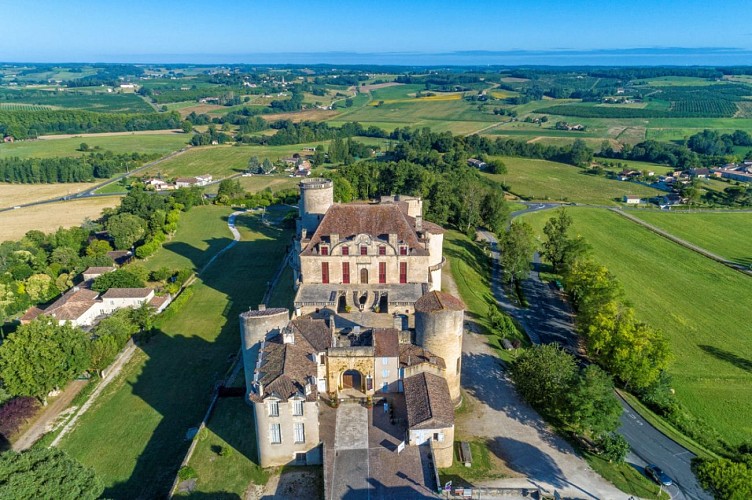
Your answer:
239,307 -> 290,402
299,178 -> 333,236
414,291 -> 465,403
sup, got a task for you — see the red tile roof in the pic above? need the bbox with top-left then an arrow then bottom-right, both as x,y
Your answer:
404,372 -> 454,430
414,291 -> 465,313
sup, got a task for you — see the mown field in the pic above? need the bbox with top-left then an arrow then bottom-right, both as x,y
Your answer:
202,175 -> 300,195
520,207 -> 752,447
0,181 -> 100,209
59,207 -> 292,498
0,132 -> 189,159
631,211 -> 752,267
0,196 -> 120,242
483,157 -> 662,205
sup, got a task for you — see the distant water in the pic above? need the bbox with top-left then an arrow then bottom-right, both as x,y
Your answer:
92,47 -> 752,66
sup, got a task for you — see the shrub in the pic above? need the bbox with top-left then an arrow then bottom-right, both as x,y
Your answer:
177,466 -> 197,481
693,456 -> 752,500
597,433 -> 629,463
0,397 -> 39,438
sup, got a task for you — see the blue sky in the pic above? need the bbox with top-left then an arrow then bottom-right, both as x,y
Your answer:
2,0 -> 751,64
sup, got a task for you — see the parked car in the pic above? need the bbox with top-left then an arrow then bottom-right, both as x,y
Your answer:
645,464 -> 673,486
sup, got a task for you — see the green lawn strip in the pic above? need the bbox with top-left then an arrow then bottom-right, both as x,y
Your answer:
629,211 -> 752,266
484,157 -> 662,205
93,182 -> 128,195
0,133 -> 189,159
180,398 -> 269,496
439,440 -> 507,486
583,451 -> 668,499
617,390 -> 719,460
520,207 -> 752,448
267,265 -> 295,311
59,208 -> 291,497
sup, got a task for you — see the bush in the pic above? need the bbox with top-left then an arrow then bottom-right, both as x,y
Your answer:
693,456 -> 752,500
177,465 -> 197,481
0,397 -> 39,438
597,433 -> 629,463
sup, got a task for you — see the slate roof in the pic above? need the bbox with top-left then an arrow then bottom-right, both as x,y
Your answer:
373,328 -> 400,357
403,372 -> 454,430
414,291 -> 465,313
399,344 -> 446,369
302,204 -> 429,256
101,288 -> 153,299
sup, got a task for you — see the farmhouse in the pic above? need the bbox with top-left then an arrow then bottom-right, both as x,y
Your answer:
623,195 -> 641,204
467,158 -> 487,169
82,266 -> 116,282
689,168 -> 711,179
240,178 -> 464,495
175,174 -> 213,188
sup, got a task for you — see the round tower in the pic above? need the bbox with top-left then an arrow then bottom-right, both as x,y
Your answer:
239,307 -> 290,403
299,178 -> 333,236
414,291 -> 465,404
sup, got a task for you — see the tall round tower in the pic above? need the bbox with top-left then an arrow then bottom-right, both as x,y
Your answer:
414,291 -> 465,404
299,178 -> 333,236
239,307 -> 290,403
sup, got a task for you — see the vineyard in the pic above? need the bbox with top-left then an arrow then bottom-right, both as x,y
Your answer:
0,103 -> 56,111
0,89 -> 153,113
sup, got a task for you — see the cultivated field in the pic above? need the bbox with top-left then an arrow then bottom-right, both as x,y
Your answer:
483,157 -> 663,205
59,207 -> 292,497
630,211 -> 752,266
521,207 -> 752,447
0,132 -> 189,159
0,182 -> 100,208
0,196 -> 120,242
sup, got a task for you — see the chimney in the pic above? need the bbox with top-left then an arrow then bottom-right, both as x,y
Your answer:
258,304 -> 266,311
283,328 -> 295,344
415,215 -> 423,232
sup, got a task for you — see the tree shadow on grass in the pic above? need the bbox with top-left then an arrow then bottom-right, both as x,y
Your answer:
699,344 -> 752,373
97,209 -> 291,499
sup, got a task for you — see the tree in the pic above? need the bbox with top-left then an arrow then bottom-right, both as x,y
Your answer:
487,159 -> 507,175
543,208 -> 573,272
24,274 -> 58,303
510,344 -> 577,410
106,213 -> 146,250
597,433 -> 630,463
88,335 -> 119,375
480,190 -> 509,235
217,179 -> 244,200
498,221 -> 535,283
694,457 -> 752,500
180,120 -> 193,133
247,155 -> 260,172
91,269 -> 145,293
0,318 -> 90,400
78,143 -> 90,152
85,239 -> 112,257
0,447 -> 104,500
565,365 -> 622,436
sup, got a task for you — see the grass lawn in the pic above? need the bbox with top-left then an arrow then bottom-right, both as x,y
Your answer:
59,206 -> 292,498
202,174 -> 300,195
484,157 -> 662,205
0,133 -> 189,159
630,211 -> 752,267
439,440 -> 507,485
520,207 -> 752,448
181,398 -> 269,497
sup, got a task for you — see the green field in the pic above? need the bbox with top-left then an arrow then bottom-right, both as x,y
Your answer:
484,157 -> 662,205
630,211 -> 752,266
520,207 -> 752,447
0,133 -> 189,159
0,91 -> 153,113
59,206 -> 292,497
202,175 -> 300,195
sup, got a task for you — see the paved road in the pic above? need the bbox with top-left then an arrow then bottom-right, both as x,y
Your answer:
479,209 -> 711,500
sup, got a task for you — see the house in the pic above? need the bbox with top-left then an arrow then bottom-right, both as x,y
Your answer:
100,288 -> 155,315
2,135 -> 14,143
467,158 -> 487,169
174,177 -> 198,188
22,286 -> 102,327
618,170 -> 640,181
144,178 -> 173,191
689,168 -> 711,179
195,174 -> 213,186
106,250 -> 133,267
82,266 -> 116,282
623,195 -> 641,204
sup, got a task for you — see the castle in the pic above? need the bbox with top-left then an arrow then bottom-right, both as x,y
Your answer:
239,178 -> 465,478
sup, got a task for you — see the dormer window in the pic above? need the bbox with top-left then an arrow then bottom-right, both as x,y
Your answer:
399,245 -> 408,256
268,400 -> 279,417
320,245 -> 329,256
292,399 -> 304,416
341,246 -> 349,256
378,246 -> 386,256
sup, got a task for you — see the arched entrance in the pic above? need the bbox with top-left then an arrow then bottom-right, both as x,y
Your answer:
342,369 -> 362,390
360,268 -> 368,284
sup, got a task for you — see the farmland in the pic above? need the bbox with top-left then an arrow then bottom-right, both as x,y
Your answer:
0,90 -> 154,113
0,132 -> 189,159
59,207 -> 292,497
0,196 -> 120,242
630,211 -> 752,266
0,181 -> 100,209
520,207 -> 752,447
483,157 -> 662,205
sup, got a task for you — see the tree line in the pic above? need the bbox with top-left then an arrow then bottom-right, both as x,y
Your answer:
0,109 -> 182,139
0,152 -> 158,183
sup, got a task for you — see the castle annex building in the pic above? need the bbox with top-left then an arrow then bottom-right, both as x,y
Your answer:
239,179 -> 466,496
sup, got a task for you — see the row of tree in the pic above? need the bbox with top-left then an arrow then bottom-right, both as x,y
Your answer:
0,152 -> 158,184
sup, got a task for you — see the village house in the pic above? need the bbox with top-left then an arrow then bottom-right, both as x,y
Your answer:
689,168 -> 711,179
623,195 -> 641,204
467,158 -> 487,169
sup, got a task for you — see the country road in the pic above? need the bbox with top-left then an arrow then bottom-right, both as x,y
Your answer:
479,203 -> 711,499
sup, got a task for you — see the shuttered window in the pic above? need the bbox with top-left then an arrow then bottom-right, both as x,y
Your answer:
270,423 -> 281,444
294,423 -> 305,444
399,262 -> 407,284
322,262 -> 329,284
293,400 -> 304,416
379,262 -> 386,284
342,262 -> 350,284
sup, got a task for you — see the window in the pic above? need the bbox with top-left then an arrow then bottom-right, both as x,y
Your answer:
379,262 -> 386,284
320,245 -> 328,256
379,246 -> 386,256
433,432 -> 444,442
399,262 -> 407,284
342,246 -> 349,256
399,246 -> 408,256
360,245 -> 368,256
321,262 -> 329,284
268,400 -> 279,417
382,369 -> 389,378
382,357 -> 389,366
294,423 -> 305,444
342,262 -> 350,284
270,423 -> 281,444
292,400 -> 304,416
